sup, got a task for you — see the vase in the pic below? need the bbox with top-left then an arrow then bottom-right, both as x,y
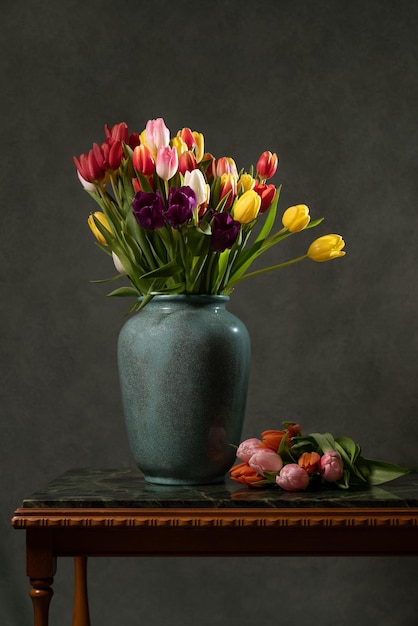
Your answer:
117,295 -> 250,485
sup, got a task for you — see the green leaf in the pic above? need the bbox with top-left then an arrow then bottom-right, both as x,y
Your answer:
335,436 -> 360,464
107,287 -> 140,298
356,457 -> 416,486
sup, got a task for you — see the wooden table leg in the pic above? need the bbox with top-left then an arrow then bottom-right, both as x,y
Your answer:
26,530 -> 56,626
29,577 -> 54,626
72,557 -> 91,626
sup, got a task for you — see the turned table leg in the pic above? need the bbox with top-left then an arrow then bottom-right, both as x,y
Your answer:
29,577 -> 54,626
72,557 -> 91,626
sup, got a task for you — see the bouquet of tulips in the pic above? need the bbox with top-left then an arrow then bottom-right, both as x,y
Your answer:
231,423 -> 415,491
74,117 -> 345,311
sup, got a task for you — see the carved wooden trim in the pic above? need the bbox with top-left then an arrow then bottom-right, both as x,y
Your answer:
12,507 -> 418,529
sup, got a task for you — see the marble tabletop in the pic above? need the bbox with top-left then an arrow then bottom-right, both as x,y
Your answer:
20,468 -> 418,510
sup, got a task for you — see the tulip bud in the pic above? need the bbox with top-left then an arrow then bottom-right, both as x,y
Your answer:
320,451 -> 344,482
133,144 -> 155,176
249,449 -> 283,475
282,204 -> 310,232
256,150 -> 278,180
112,252 -> 127,275
178,150 -> 197,175
237,173 -> 255,194
156,145 -> 178,180
145,117 -> 170,154
177,127 -> 195,149
253,183 -> 276,213
276,464 -> 310,491
307,234 -> 346,262
230,462 -> 264,486
219,173 -> 237,209
192,131 -> 204,162
216,156 -> 238,177
236,438 -> 263,462
298,451 -> 321,474
183,169 -> 208,207
232,189 -> 261,224
171,136 -> 188,159
88,212 -> 112,245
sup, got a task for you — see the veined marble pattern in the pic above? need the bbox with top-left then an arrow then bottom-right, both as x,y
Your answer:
21,468 -> 418,509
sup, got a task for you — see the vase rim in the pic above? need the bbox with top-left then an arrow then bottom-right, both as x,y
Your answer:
138,294 -> 230,303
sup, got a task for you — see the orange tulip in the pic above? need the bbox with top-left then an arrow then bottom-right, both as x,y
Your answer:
230,462 -> 264,487
298,451 -> 321,474
262,424 -> 302,451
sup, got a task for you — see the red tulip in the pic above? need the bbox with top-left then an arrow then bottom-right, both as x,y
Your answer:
253,183 -> 276,213
256,151 -> 278,180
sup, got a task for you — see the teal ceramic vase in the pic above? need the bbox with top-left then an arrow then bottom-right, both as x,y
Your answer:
117,295 -> 250,485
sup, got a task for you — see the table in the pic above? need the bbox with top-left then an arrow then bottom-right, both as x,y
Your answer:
11,468 -> 418,626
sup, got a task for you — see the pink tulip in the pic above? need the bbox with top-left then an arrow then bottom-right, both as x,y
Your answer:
236,438 -> 263,462
276,464 -> 309,491
145,118 -> 170,153
249,449 -> 283,475
156,146 -> 178,180
320,451 -> 344,482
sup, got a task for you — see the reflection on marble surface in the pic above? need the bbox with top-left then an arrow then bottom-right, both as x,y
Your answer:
21,468 -> 418,509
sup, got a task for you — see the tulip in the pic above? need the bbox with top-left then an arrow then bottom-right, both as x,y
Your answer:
210,212 -> 241,252
178,150 -> 197,175
253,183 -> 276,213
171,136 -> 188,158
133,144 -> 155,176
145,118 -> 170,154
216,156 -> 238,177
88,212 -> 112,245
307,234 -> 346,262
201,152 -> 216,180
177,127 -> 195,149
262,424 -> 302,451
104,121 -> 129,143
156,145 -> 178,180
73,147 -> 106,183
256,151 -> 278,180
276,464 -> 310,491
132,190 -> 165,231
320,451 -> 344,482
219,173 -> 237,209
232,190 -> 261,224
192,131 -> 204,162
77,170 -> 96,192
298,451 -> 321,474
237,174 -> 255,194
183,169 -> 208,207
236,438 -> 263,462
230,462 -> 264,487
101,138 -> 123,171
249,449 -> 283,475
165,186 -> 197,227
112,252 -> 127,275
282,204 -> 311,232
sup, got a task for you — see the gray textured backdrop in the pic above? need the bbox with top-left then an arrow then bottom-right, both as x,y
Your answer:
2,1 -> 418,624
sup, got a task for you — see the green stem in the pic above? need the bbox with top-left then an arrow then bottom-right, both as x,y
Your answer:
230,254 -> 308,284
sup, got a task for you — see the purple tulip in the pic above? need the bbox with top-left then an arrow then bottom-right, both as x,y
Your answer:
320,451 -> 344,482
165,186 -> 197,228
210,212 -> 241,252
132,190 -> 165,230
276,464 -> 310,491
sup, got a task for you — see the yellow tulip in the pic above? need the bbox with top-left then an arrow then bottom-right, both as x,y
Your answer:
237,173 -> 255,194
171,135 -> 188,158
307,234 -> 346,262
232,190 -> 261,224
88,212 -> 112,246
192,131 -> 205,162
282,204 -> 310,232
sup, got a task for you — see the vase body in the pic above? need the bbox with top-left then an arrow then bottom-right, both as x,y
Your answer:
117,295 -> 250,485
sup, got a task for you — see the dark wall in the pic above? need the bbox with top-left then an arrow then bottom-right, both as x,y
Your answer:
2,1 -> 418,624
